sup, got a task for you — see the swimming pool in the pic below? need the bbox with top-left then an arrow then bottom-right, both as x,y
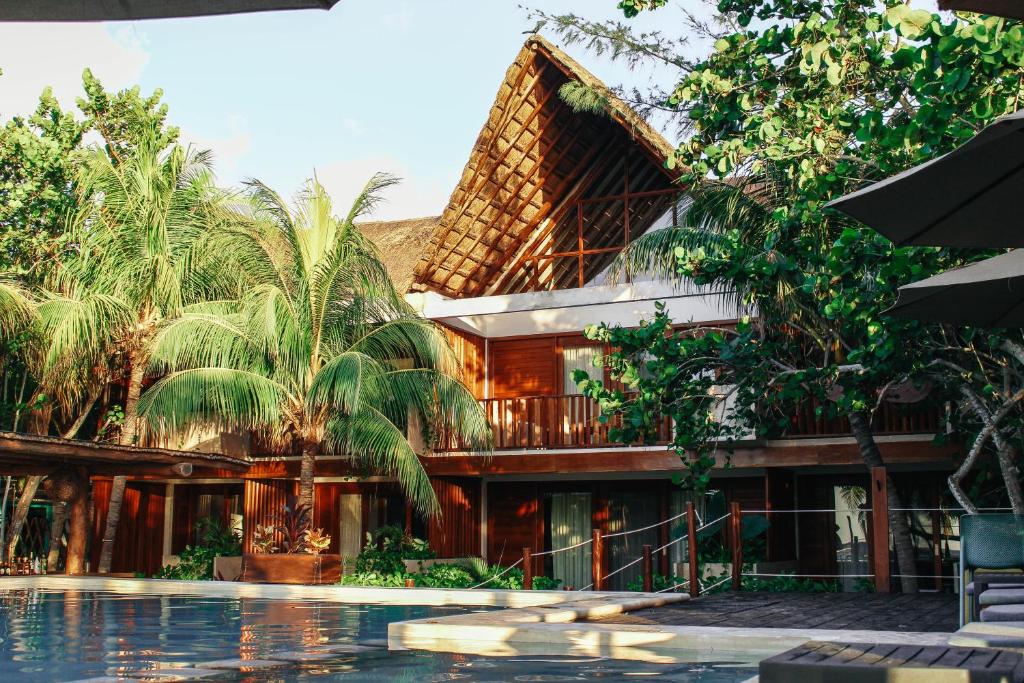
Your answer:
0,589 -> 759,681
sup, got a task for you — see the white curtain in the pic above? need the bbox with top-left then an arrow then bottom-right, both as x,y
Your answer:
563,345 -> 601,393
550,492 -> 592,590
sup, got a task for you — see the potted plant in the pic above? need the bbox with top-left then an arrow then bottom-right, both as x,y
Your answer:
240,498 -> 341,584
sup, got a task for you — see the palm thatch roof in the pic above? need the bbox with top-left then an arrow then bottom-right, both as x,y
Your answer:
359,216 -> 440,294
410,34 -> 681,299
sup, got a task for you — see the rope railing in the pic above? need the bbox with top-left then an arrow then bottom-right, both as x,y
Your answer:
468,558 -> 523,590
603,509 -> 688,539
531,538 -> 593,558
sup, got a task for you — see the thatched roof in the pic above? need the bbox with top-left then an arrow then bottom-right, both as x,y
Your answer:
939,0 -> 1024,18
410,34 -> 681,299
359,216 -> 440,294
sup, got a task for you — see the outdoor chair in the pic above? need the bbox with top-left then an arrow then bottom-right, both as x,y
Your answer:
961,513 -> 1024,626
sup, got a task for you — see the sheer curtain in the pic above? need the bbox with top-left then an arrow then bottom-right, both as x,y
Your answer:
562,345 -> 602,444
550,492 -> 592,590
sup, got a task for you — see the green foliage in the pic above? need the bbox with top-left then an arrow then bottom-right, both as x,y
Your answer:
155,517 -> 241,580
737,573 -> 840,593
0,70 -> 175,277
353,525 -> 434,574
626,572 -> 684,592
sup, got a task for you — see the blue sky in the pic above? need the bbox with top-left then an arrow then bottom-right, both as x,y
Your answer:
0,2 -> 707,219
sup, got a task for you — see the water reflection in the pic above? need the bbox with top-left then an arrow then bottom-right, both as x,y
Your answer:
0,589 -> 755,682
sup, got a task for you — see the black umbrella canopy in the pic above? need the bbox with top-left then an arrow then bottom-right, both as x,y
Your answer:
827,109 -> 1024,248
887,249 -> 1024,327
0,0 -> 339,21
940,0 -> 1024,20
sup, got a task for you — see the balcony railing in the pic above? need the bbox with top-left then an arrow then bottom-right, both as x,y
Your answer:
434,394 -> 944,453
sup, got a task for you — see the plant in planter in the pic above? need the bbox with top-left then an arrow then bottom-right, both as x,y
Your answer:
240,497 -> 340,584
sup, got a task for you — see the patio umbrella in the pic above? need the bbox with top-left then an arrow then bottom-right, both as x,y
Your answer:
827,110 -> 1024,248
939,0 -> 1024,20
0,0 -> 339,21
887,249 -> 1024,327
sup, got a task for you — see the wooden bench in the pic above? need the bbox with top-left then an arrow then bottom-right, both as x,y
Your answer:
760,641 -> 1024,683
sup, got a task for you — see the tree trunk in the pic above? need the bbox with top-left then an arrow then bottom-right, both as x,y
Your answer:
63,382 -> 104,440
994,439 -> 1024,514
98,347 -> 145,573
848,411 -> 919,594
47,501 -> 67,572
0,476 -> 11,561
5,475 -> 43,560
298,441 -> 317,512
96,476 -> 126,574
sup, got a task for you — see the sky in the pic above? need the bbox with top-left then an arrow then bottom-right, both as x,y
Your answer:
0,0 -> 941,221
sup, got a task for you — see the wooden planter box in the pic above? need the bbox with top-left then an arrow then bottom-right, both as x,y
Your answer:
240,554 -> 341,585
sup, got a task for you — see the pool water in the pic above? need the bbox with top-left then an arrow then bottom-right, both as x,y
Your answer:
0,589 -> 758,682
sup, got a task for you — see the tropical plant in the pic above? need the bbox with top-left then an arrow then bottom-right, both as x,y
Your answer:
137,175 -> 491,514
354,525 -> 434,574
278,498 -> 311,554
250,524 -> 278,554
304,528 -> 332,555
43,133 -> 225,573
154,517 -> 241,580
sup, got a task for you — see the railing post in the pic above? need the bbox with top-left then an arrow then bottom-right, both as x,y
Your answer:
871,466 -> 891,593
592,529 -> 604,591
686,502 -> 700,597
730,501 -> 743,591
642,544 -> 653,592
522,547 -> 533,590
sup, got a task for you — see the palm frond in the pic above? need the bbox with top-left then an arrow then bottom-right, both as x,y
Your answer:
323,408 -> 439,516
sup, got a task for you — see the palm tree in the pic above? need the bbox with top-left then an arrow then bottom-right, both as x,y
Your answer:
52,134 -> 224,572
137,175 -> 490,515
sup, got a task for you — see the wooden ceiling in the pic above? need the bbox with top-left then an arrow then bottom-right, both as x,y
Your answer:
411,35 -> 680,299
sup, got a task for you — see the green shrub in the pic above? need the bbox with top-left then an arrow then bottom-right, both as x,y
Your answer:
626,573 -> 685,592
155,517 -> 241,580
530,575 -> 562,591
415,563 -> 476,588
353,525 -> 434,574
338,571 -> 407,587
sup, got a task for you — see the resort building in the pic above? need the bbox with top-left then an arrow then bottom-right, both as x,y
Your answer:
84,36 -> 953,589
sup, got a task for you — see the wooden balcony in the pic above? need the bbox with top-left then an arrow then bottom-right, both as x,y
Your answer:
434,394 -> 943,453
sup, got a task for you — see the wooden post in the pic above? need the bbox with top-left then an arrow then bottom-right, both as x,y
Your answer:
642,544 -> 653,592
730,501 -> 743,591
66,469 -> 89,575
522,547 -> 533,590
686,502 -> 700,597
931,510 -> 943,591
871,466 -> 891,593
592,529 -> 604,591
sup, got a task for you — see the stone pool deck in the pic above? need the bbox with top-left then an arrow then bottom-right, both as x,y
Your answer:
590,591 -> 959,633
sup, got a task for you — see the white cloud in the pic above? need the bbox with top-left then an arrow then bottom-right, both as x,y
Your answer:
0,23 -> 149,118
314,156 -> 447,222
178,114 -> 252,184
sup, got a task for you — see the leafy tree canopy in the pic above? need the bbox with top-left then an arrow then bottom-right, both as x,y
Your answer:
0,69 -> 176,276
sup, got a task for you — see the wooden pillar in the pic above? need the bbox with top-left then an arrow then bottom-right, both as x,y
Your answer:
686,502 -> 700,597
730,501 -> 743,591
642,544 -> 653,592
66,469 -> 89,575
871,466 -> 891,593
522,547 -> 533,590
931,510 -> 943,591
592,529 -> 604,591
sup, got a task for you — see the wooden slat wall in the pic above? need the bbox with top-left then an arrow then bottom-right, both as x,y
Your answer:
443,325 -> 487,399
487,481 -> 542,573
428,477 -> 481,558
242,479 -> 295,553
490,337 -> 558,398
90,480 -> 167,575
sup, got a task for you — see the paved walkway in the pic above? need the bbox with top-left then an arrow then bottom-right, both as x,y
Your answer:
590,591 -> 959,633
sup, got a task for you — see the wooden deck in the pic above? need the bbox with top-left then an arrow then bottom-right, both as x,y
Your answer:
760,641 -> 1024,682
590,592 -> 959,633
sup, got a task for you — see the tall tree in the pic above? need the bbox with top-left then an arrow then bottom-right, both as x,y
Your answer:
546,0 -> 1024,592
138,176 -> 491,514
52,136 -> 222,572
